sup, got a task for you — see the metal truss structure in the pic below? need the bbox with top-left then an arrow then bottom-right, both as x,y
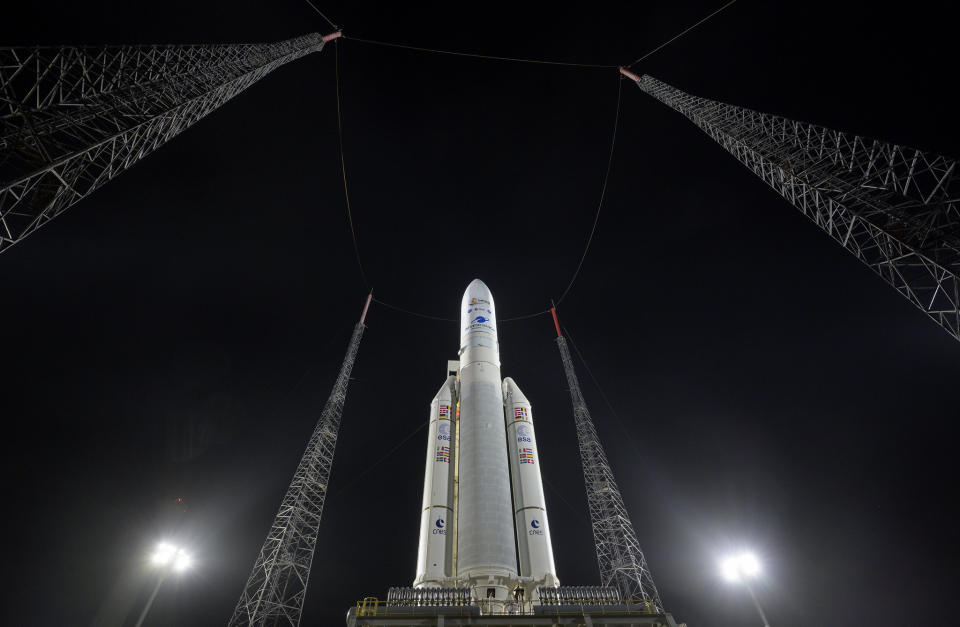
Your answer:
0,33 -> 332,254
554,328 -> 663,611
623,71 -> 960,342
230,294 -> 370,627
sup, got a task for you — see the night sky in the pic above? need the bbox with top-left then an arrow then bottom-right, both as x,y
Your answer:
2,2 -> 959,626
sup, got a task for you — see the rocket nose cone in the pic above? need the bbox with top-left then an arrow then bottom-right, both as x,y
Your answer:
463,278 -> 491,300
461,279 -> 495,310
460,279 -> 498,342
459,279 -> 499,356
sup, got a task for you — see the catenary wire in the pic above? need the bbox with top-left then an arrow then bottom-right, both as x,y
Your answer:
331,45 -> 549,322
301,0 -> 338,30
556,76 -> 622,305
344,35 -> 617,69
561,321 -> 643,454
627,0 -> 738,67
373,297 -> 550,324
330,39 -> 615,321
332,419 -> 430,495
373,297 -> 457,322
335,42 -> 369,288
542,475 -> 580,514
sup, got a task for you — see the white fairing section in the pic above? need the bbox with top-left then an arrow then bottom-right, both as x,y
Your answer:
414,376 -> 457,587
503,378 -> 559,587
456,279 -> 519,580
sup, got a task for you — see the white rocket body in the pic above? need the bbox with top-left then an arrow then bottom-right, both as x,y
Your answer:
412,279 -> 559,606
413,376 -> 456,587
456,280 -> 518,602
503,378 -> 559,588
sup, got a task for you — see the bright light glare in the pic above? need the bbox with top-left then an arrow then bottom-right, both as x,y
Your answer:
739,552 -> 760,576
721,552 -> 761,582
151,542 -> 192,572
173,551 -> 192,572
151,543 -> 176,565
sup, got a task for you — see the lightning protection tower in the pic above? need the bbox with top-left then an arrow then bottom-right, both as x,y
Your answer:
620,69 -> 960,343
549,308 -> 663,611
231,293 -> 371,627
0,32 -> 339,254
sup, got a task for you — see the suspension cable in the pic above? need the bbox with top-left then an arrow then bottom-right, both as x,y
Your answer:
344,35 -> 617,69
326,33 -> 645,321
561,321 -> 642,453
333,419 -> 430,495
556,75 -> 622,305
627,0 -> 738,67
334,42 -> 369,288
301,0 -> 338,30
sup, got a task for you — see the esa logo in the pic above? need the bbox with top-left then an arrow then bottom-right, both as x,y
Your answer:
432,518 -> 447,535
438,422 -> 451,442
529,519 -> 544,536
517,425 -> 532,443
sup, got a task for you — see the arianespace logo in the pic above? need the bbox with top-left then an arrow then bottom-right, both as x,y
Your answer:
529,519 -> 543,536
433,518 -> 447,535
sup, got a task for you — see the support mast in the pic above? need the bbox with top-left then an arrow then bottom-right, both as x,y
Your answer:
0,32 -> 340,254
230,291 -> 370,627
550,307 -> 663,610
620,68 -> 960,342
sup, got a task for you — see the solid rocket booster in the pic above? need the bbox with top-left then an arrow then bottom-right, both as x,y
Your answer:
456,280 -> 519,582
413,375 -> 457,586
503,378 -> 559,587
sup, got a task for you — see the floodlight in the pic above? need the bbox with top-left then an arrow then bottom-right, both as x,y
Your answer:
151,542 -> 177,566
173,550 -> 193,572
721,552 -> 761,581
719,550 -> 771,627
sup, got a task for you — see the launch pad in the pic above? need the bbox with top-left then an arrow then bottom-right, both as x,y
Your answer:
345,600 -> 685,627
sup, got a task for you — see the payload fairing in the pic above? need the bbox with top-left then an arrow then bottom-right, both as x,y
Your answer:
413,279 -> 559,606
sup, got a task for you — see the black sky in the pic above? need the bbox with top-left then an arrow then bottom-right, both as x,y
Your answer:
2,1 -> 959,626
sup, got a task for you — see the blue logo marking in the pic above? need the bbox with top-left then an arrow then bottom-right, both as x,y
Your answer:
472,316 -> 489,324
436,518 -> 445,528
531,520 -> 540,529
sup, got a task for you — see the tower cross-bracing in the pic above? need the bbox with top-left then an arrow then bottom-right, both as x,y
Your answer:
0,33 -> 335,254
551,310 -> 663,611
230,294 -> 370,627
622,71 -> 960,342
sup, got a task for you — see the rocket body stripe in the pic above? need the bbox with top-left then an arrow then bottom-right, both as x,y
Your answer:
414,376 -> 457,586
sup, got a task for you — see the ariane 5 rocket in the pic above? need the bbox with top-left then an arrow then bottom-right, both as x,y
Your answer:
413,279 -> 559,605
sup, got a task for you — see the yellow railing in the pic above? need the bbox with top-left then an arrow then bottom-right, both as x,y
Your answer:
355,598 -> 657,617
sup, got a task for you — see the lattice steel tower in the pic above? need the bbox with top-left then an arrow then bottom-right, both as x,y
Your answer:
549,308 -> 663,611
620,69 -> 960,342
231,294 -> 371,627
0,32 -> 339,254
